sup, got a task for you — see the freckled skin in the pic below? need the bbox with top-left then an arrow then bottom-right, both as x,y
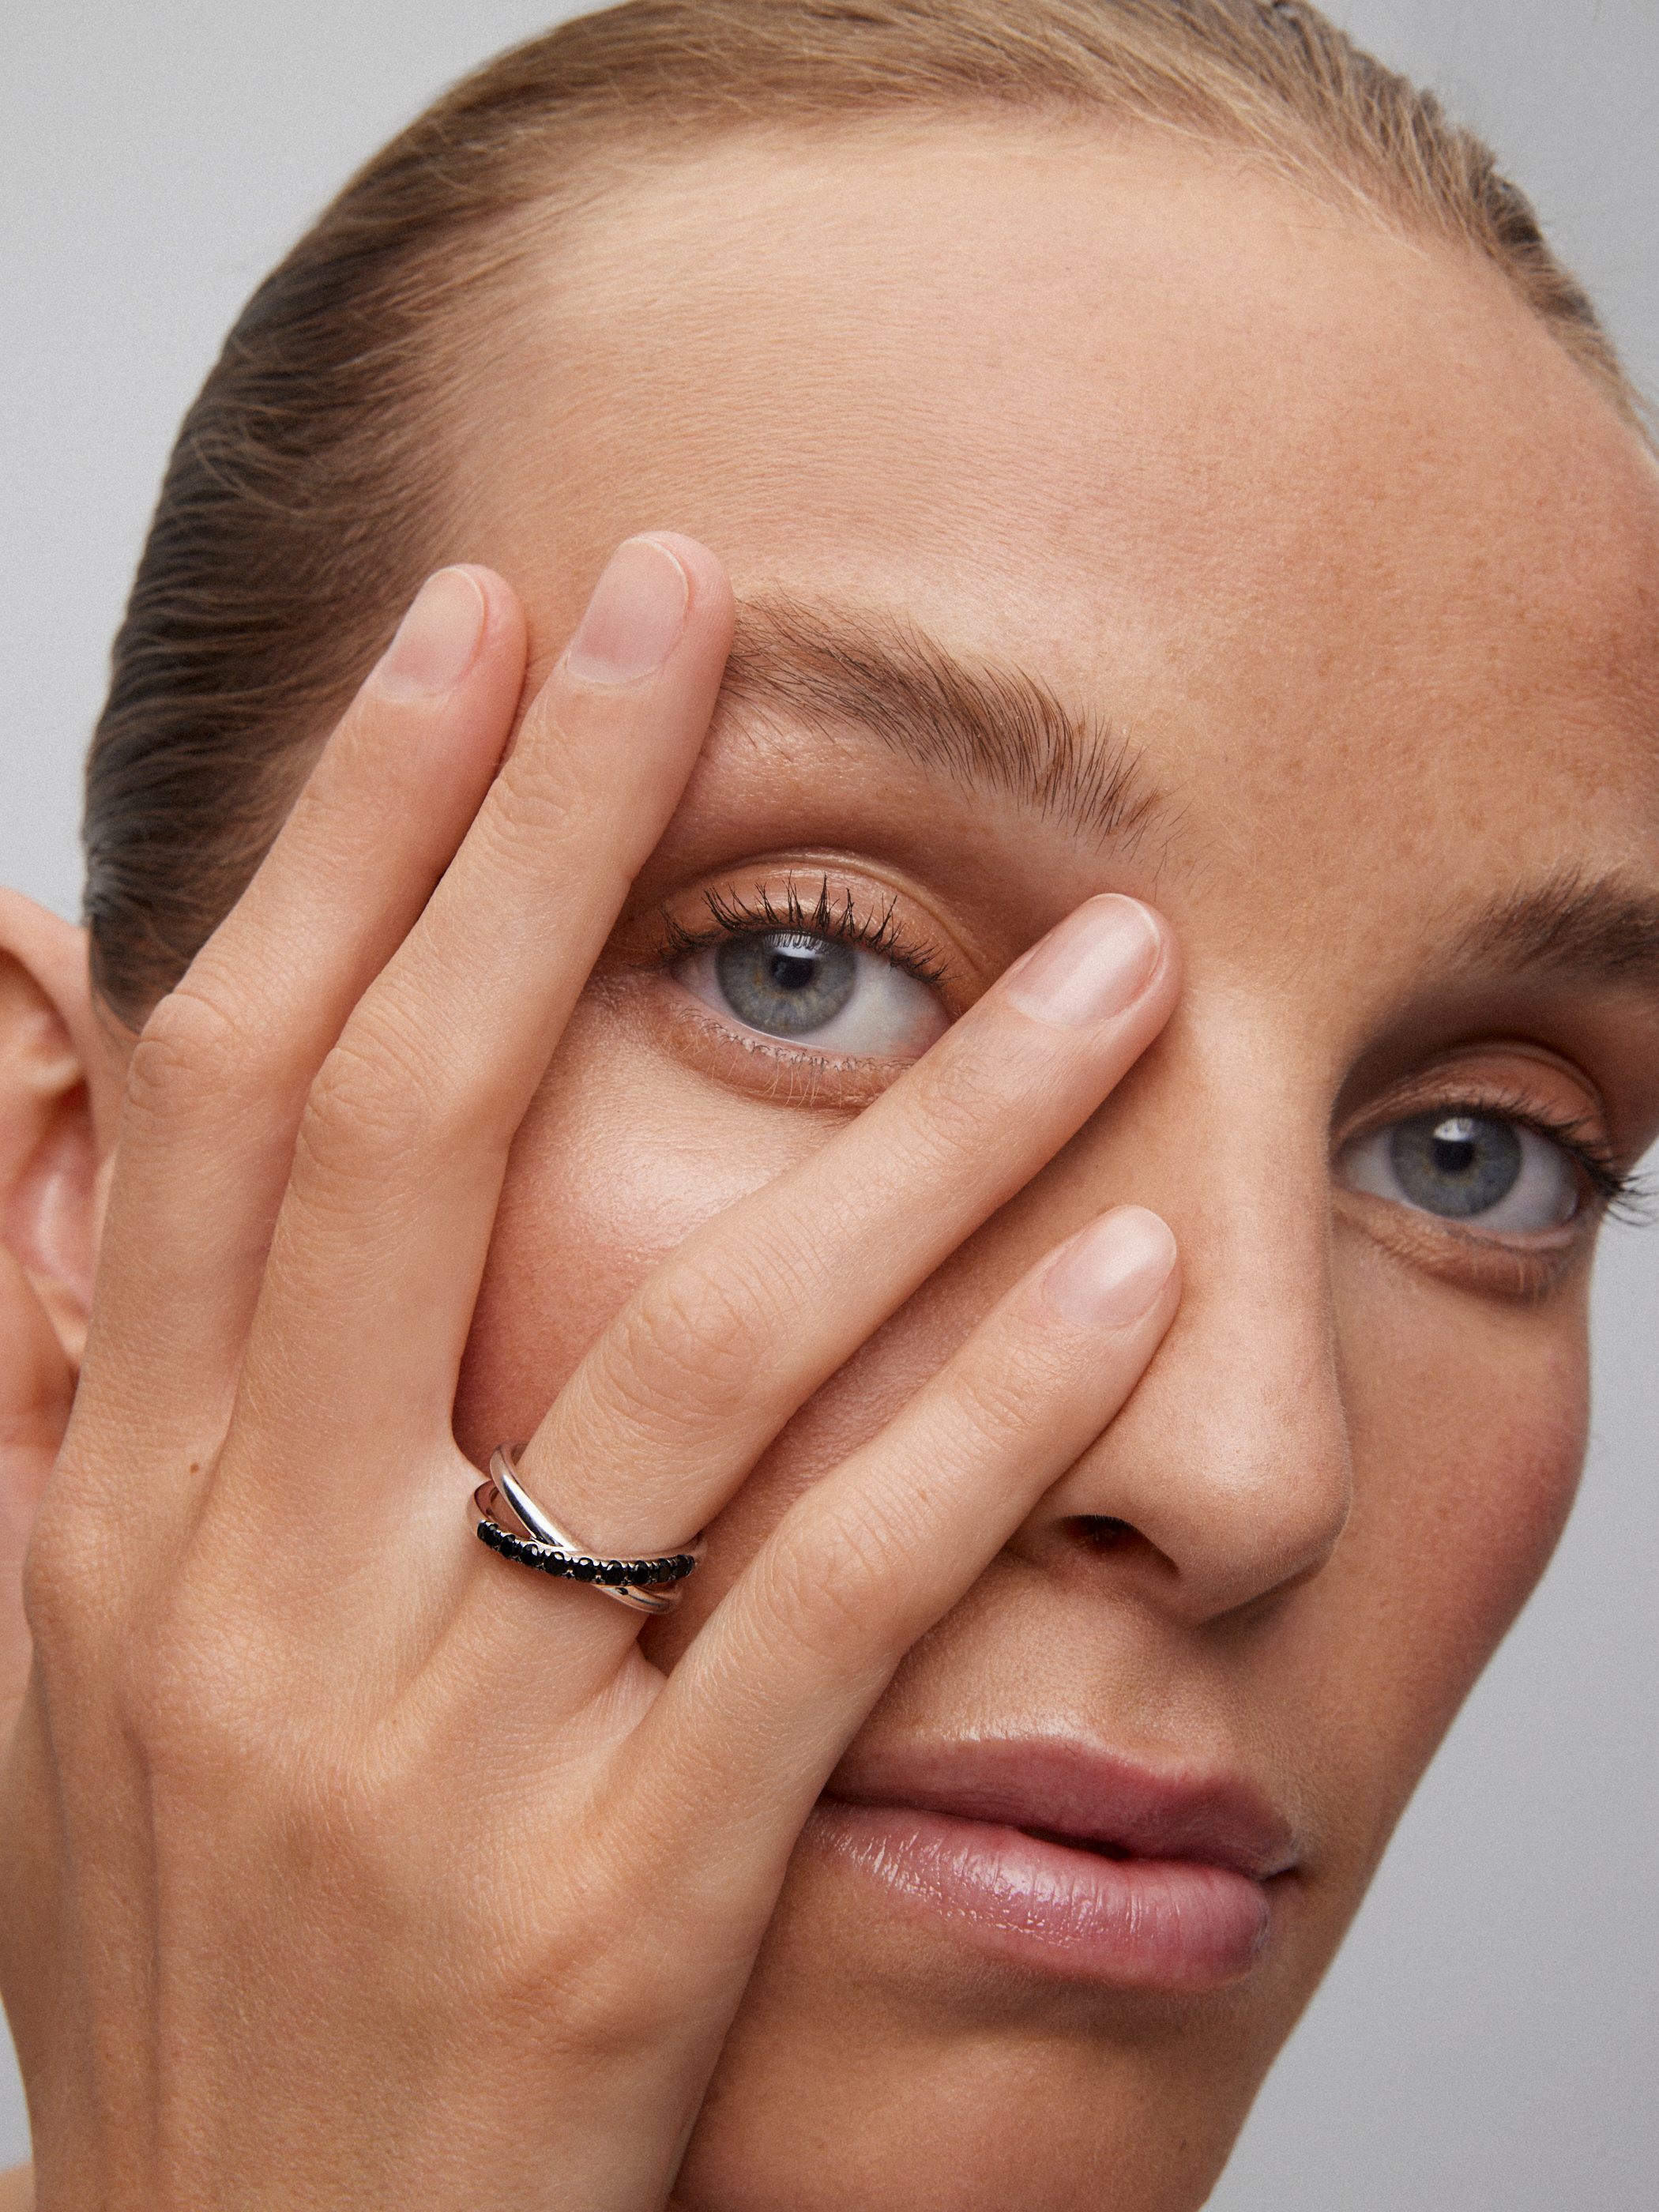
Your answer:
447,129 -> 1659,2210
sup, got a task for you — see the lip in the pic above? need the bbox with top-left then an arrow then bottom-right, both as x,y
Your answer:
811,1736 -> 1300,1991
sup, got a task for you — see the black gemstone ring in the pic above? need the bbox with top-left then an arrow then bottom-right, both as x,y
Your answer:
472,1443 -> 705,1618
476,1518 -> 699,1588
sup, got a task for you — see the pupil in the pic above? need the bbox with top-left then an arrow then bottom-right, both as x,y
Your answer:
1388,1112 -> 1523,1220
717,931 -> 859,1038
769,949 -> 819,992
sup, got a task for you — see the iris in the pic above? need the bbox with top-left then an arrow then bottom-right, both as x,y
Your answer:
1387,1113 -> 1523,1219
716,932 -> 858,1037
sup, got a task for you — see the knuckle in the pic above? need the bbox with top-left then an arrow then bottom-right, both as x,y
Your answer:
116,1599 -> 239,1770
295,1010 -> 451,1179
594,1252 -> 781,1434
946,1353 -> 1047,1447
754,1491 -> 916,1665
900,1037 -> 1028,1174
115,1559 -> 257,1755
19,1492 -> 101,1668
18,1444 -> 144,1680
111,1569 -> 347,1807
20,1491 -> 243,1769
483,750 -> 583,848
123,982 -> 245,1130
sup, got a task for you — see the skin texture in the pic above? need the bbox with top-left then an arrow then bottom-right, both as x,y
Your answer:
453,130 -> 1659,2199
1,122 -> 1657,2210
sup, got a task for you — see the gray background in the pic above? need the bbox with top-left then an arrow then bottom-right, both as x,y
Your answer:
2,3 -> 1654,2202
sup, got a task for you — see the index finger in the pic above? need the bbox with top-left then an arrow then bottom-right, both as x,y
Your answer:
75,566 -> 529,1457
216,535 -> 737,1488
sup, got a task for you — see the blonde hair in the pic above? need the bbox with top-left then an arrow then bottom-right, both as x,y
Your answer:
85,0 -> 1648,1023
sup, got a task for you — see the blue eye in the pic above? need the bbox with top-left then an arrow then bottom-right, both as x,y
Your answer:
674,930 -> 949,1057
1340,1111 -> 1579,1232
715,932 -> 857,1036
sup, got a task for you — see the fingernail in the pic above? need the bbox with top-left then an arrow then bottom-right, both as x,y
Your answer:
1003,896 -> 1161,1027
1043,1206 -> 1176,1329
378,567 -> 487,698
566,536 -> 690,683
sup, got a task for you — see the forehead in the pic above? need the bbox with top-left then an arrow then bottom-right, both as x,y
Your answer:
480,122 -> 1659,903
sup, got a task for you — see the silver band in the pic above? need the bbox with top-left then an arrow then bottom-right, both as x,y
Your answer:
473,1443 -> 705,1616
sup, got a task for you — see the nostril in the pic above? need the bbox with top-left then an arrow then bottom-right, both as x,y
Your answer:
1031,1515 -> 1178,1581
1069,1514 -> 1133,1551
1058,1515 -> 1179,1579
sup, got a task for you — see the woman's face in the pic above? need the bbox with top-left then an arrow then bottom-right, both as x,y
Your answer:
434,126 -> 1659,2207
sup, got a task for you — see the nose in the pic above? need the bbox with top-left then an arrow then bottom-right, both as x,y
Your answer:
1013,1077 -> 1353,1623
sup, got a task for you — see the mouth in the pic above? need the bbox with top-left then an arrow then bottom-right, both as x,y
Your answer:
811,1736 -> 1300,1992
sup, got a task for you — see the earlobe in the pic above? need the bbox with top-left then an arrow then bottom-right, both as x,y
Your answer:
0,889 -> 119,1370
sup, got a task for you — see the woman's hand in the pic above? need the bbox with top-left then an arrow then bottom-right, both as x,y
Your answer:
0,537 -> 1180,2210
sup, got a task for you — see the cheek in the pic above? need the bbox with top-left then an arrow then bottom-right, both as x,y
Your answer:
453,998 -> 816,1465
1331,1239 -> 1590,1815
453,993 -> 1022,1657
642,1262 -> 991,1665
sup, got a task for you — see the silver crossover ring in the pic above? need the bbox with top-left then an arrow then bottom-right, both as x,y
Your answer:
472,1443 -> 705,1617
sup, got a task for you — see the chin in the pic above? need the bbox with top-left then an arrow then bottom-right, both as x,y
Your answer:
669,1816 -> 1328,2212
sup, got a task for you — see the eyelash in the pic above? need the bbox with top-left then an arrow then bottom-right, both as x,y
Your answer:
656,875 -> 951,993
1369,1089 -> 1647,1227
650,887 -> 1649,1224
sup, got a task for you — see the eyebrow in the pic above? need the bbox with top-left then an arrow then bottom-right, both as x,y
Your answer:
1458,871 -> 1659,991
720,600 -> 1659,999
720,593 -> 1166,851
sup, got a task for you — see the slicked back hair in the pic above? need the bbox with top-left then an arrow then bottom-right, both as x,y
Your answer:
82,0 -> 1650,1025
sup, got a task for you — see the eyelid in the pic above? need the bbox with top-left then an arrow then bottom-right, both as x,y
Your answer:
649,868 -> 959,999
1330,1104 -> 1603,1300
620,864 -> 969,1104
1338,1090 -> 1634,1221
1331,1077 -> 1648,1300
1339,1114 -> 1577,1235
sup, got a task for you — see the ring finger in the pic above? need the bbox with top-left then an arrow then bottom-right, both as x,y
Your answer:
449,893 -> 1177,1684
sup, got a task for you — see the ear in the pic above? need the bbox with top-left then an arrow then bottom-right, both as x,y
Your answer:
0,888 -> 126,1736
0,888 -> 124,1368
